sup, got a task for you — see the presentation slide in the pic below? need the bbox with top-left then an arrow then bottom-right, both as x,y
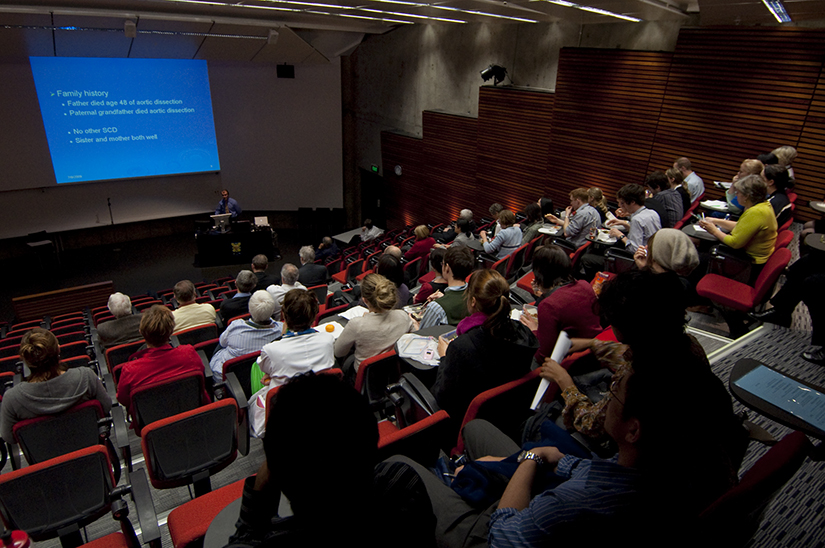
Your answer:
29,57 -> 220,184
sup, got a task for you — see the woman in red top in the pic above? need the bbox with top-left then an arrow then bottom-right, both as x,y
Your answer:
520,245 -> 602,365
403,225 -> 435,262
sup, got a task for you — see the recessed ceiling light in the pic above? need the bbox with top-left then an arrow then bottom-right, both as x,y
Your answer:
535,0 -> 641,22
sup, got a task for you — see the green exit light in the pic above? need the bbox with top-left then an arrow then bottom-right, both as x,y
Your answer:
370,165 -> 379,173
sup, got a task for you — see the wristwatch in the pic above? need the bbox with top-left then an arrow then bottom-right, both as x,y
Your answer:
516,450 -> 545,466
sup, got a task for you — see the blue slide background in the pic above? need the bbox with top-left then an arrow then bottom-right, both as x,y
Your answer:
30,57 -> 221,184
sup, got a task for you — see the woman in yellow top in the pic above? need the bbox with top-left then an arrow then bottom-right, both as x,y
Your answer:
698,173 -> 777,282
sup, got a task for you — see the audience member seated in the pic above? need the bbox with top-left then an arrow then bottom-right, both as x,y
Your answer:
698,174 -> 778,283
673,156 -> 705,202
97,292 -> 143,349
441,219 -> 476,249
210,291 -> 283,379
581,184 -> 661,278
487,203 -> 504,238
480,209 -> 520,260
644,171 -> 683,228
266,264 -> 306,320
254,289 -> 334,391
315,236 -> 340,262
434,209 -> 475,244
519,246 -> 602,367
545,188 -> 602,248
171,279 -> 217,333
539,197 -> 555,222
220,270 -> 258,324
587,187 -> 609,223
414,248 -> 448,304
519,202 -> 544,245
418,246 -> 475,329
334,274 -> 416,375
360,218 -> 383,242
116,305 -> 209,414
227,374 -> 435,548
0,328 -> 110,443
432,269 -> 538,424
765,164 -> 792,223
376,254 -> 410,308
251,254 -> 280,292
772,145 -> 797,178
721,159 -> 764,217
390,344 -> 741,547
538,270 -> 707,440
633,229 -> 700,278
404,225 -> 436,262
297,246 -> 328,288
666,167 -> 692,214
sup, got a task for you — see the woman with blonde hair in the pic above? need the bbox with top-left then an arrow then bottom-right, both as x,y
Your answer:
0,328 -> 109,443
335,273 -> 416,373
587,187 -> 609,223
403,224 -> 435,262
432,269 -> 538,423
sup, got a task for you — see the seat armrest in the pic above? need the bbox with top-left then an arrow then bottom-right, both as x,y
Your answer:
7,442 -> 21,471
223,372 -> 250,456
103,371 -> 118,403
198,350 -> 214,395
129,468 -> 162,547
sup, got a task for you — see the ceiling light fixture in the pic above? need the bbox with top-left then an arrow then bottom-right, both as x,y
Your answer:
370,0 -> 539,22
762,0 -> 791,22
535,0 -> 641,22
164,0 -> 417,24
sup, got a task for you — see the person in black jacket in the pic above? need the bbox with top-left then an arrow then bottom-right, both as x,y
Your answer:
431,269 -> 538,426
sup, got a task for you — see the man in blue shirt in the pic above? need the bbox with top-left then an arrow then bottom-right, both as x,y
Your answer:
215,188 -> 241,217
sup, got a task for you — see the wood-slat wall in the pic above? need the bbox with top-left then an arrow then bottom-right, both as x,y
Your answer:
380,27 -> 825,227
794,65 -> 825,221
381,131 -> 424,230
547,48 -> 673,206
421,111 -> 479,223
648,27 -> 825,215
476,86 -> 554,211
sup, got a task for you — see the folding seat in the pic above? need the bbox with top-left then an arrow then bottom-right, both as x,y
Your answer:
133,300 -> 163,312
140,399 -> 242,498
193,337 -> 220,360
774,229 -> 793,250
50,311 -> 85,324
0,343 -> 22,360
354,268 -> 374,283
60,340 -> 93,360
378,373 -> 452,464
207,286 -> 230,300
695,431 -> 811,545
94,312 -> 115,327
0,356 -> 22,375
212,276 -> 234,286
104,339 -> 147,381
0,445 -> 160,548
331,256 -> 364,285
305,284 -> 329,307
57,330 -> 89,346
696,248 -> 791,315
403,257 -> 422,288
129,371 -> 209,436
172,324 -> 218,347
216,289 -> 237,301
9,399 -> 123,483
51,322 -> 88,338
9,319 -> 42,332
166,479 -> 245,548
222,351 -> 261,398
314,304 -> 351,326
355,350 -> 402,412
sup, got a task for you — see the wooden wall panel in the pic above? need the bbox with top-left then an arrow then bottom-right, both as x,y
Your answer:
381,131 -> 424,230
795,66 -> 825,221
421,111 -> 479,222
648,27 -> 825,217
476,86 -> 554,212
548,48 -> 672,207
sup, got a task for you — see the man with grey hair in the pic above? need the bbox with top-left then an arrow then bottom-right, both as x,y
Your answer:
315,236 -> 340,262
209,290 -> 283,379
267,264 -> 307,320
434,208 -> 476,243
384,245 -> 403,260
97,292 -> 143,349
297,245 -> 328,288
220,270 -> 258,323
172,280 -> 217,333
